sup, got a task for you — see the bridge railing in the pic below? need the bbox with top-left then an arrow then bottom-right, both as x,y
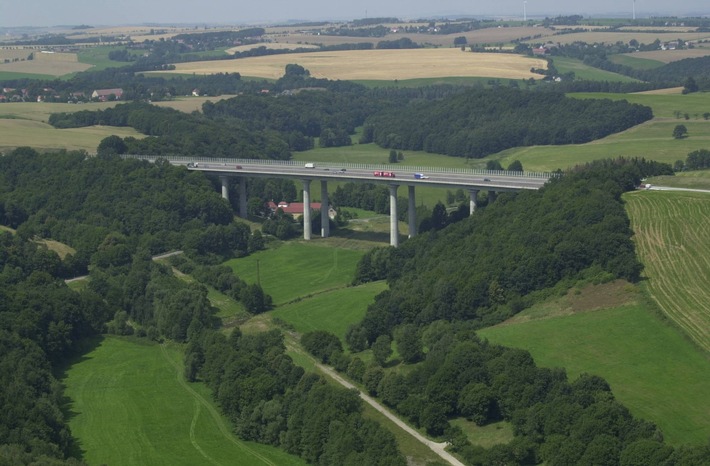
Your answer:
121,155 -> 556,180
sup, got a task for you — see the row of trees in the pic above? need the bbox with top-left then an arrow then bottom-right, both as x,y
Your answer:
361,87 -> 654,157
184,327 -> 406,465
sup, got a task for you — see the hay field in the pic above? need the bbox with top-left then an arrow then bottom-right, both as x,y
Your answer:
162,48 -> 547,80
626,191 -> 710,353
0,51 -> 91,76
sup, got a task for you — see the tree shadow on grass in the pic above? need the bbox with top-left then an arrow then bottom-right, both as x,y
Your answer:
55,334 -> 105,462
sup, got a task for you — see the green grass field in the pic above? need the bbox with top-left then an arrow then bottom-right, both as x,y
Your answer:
449,419 -> 515,449
494,118 -> 710,172
272,280 -> 387,340
569,91 -> 710,118
552,56 -> 642,82
647,168 -> 710,189
625,190 -> 710,352
225,242 -> 364,305
76,46 -> 132,71
609,54 -> 666,70
62,336 -> 306,466
478,302 -> 710,445
477,190 -> 710,446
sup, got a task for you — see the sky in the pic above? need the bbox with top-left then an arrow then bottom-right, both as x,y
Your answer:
1,0 -> 708,28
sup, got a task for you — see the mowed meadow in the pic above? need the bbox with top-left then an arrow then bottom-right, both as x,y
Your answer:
63,336 -> 306,466
479,189 -> 710,445
158,48 -> 548,81
625,190 -> 710,352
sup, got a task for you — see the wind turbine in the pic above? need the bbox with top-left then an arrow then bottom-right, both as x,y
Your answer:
524,0 -> 527,22
632,0 -> 636,20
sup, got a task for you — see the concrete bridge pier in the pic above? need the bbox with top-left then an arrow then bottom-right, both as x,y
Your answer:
469,188 -> 479,215
238,178 -> 248,218
220,176 -> 229,201
488,190 -> 497,204
389,184 -> 399,247
320,180 -> 330,238
408,185 -> 417,238
303,179 -> 312,240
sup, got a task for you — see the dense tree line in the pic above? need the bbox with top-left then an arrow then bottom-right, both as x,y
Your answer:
674,148 -> 710,171
0,148 -> 258,270
352,321 -> 709,465
170,28 -> 266,50
0,232 -> 111,464
361,87 -> 653,157
351,158 -> 673,341
50,102 -> 291,159
185,327 -> 406,465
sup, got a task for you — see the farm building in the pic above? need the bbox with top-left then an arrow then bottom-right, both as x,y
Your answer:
266,201 -> 336,219
91,88 -> 123,101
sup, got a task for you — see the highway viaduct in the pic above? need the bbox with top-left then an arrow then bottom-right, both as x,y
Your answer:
125,156 -> 553,247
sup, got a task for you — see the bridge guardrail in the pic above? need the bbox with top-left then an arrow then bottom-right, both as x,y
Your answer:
121,155 -> 556,179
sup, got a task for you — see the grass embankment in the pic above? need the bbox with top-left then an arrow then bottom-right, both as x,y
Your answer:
62,336 -> 305,466
647,168 -> 710,190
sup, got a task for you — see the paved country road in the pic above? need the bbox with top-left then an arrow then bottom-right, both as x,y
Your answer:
315,362 -> 466,466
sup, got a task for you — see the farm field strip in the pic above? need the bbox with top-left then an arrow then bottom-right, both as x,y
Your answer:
157,48 -> 548,81
625,191 -> 710,351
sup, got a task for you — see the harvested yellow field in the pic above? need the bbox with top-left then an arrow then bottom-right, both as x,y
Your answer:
163,48 -> 547,80
274,27 -> 556,48
622,49 -> 710,64
537,31 -> 710,45
0,51 -> 91,76
633,87 -> 684,95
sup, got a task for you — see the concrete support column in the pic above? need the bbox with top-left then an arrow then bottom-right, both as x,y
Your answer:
469,189 -> 479,215
320,180 -> 330,238
238,178 -> 248,218
389,184 -> 399,247
408,185 -> 417,238
488,190 -> 497,204
220,176 -> 229,201
302,179 -> 312,240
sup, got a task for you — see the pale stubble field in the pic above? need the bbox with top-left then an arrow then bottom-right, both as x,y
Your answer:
159,48 -> 548,80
